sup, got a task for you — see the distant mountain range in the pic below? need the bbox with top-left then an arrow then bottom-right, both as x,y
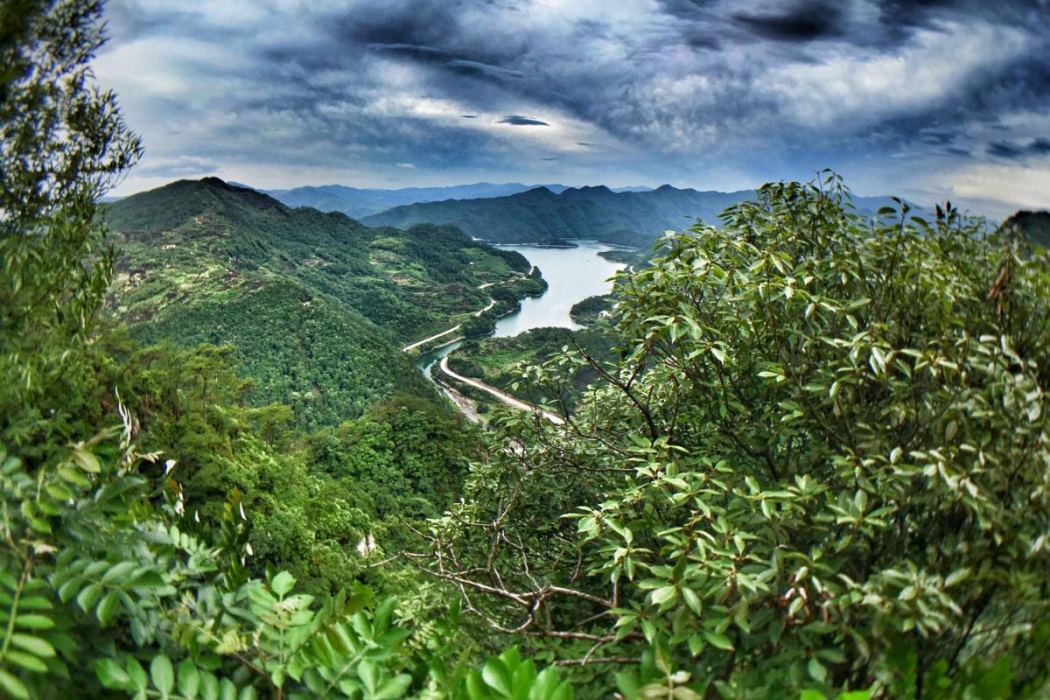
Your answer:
361,185 -> 913,246
259,182 -> 659,220
259,182 -> 563,219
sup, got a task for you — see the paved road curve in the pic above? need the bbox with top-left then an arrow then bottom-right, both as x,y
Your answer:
439,356 -> 564,425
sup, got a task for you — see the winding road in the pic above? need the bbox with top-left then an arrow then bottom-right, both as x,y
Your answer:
401,325 -> 462,353
402,271 -> 562,425
401,278 -> 503,353
439,357 -> 563,425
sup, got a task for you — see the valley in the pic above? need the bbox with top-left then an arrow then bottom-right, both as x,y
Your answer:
104,178 -> 544,428
7,4 -> 1050,698
403,240 -> 629,422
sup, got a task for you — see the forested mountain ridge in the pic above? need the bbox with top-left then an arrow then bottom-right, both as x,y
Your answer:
362,183 -> 912,246
362,183 -> 745,245
1005,210 -> 1050,247
262,181 -> 571,219
105,177 -> 536,427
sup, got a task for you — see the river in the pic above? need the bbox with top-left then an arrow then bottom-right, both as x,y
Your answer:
414,240 -> 627,377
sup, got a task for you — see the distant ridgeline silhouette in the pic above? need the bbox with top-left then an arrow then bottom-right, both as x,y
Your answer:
360,184 -> 914,246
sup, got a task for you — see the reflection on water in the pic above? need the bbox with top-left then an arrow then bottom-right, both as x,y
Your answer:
492,241 -> 626,338
415,338 -> 463,378
414,240 -> 628,380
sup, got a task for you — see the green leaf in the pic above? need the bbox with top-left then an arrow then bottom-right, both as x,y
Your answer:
651,585 -> 677,605
808,658 -> 828,684
9,633 -> 55,657
681,587 -> 703,616
102,561 -> 138,584
97,590 -> 121,625
200,672 -> 220,700
96,658 -> 132,689
178,658 -> 201,698
358,660 -> 379,696
944,568 -> 970,588
373,597 -> 396,633
835,691 -> 872,700
271,571 -> 295,598
374,674 -> 412,699
73,447 -> 101,473
14,614 -> 54,630
127,657 -> 149,691
0,669 -> 29,700
151,655 -> 175,695
482,658 -> 512,696
702,631 -> 734,651
466,672 -> 487,700
76,583 -> 103,612
5,649 -> 48,672
219,678 -> 238,700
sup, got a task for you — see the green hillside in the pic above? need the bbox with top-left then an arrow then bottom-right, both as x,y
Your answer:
362,184 -> 911,246
1005,210 -> 1050,247
263,181 -> 569,219
106,177 -> 536,427
363,184 -> 747,245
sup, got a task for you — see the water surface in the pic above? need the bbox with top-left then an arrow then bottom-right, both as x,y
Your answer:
415,240 -> 627,381
492,240 -> 626,337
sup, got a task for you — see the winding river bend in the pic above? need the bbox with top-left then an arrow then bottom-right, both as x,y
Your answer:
414,240 -> 627,389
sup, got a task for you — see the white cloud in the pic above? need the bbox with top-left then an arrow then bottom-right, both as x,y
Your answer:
936,161 -> 1050,212
767,21 -> 1031,127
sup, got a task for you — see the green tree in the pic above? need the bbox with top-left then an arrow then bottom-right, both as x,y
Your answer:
1,0 -> 141,451
427,175 -> 1050,698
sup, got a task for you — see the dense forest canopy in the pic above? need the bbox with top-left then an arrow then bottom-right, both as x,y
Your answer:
102,176 -> 539,429
1,2 -> 1048,700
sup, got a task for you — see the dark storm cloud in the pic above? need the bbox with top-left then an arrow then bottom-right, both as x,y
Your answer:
734,1 -> 844,41
368,43 -> 448,59
988,138 -> 1050,160
98,0 -> 1050,212
988,141 -> 1025,159
448,59 -> 524,80
368,43 -> 523,81
499,115 -> 549,126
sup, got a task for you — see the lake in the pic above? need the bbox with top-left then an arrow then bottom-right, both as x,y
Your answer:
415,240 -> 627,376
493,240 -> 626,337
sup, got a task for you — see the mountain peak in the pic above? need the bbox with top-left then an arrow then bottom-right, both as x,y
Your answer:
106,177 -> 288,233
519,186 -> 558,198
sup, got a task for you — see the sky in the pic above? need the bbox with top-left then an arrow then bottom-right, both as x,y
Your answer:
96,0 -> 1050,217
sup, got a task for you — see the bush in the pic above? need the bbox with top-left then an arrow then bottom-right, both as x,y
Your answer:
428,174 -> 1050,698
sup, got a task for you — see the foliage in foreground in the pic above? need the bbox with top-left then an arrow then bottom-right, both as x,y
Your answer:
0,431 -> 579,699
4,1 -> 1049,698
426,175 -> 1050,698
0,2 -> 568,697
